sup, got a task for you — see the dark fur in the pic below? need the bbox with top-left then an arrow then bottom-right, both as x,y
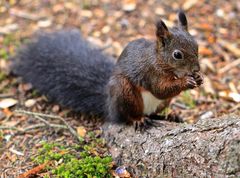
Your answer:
107,12 -> 202,124
12,30 -> 114,116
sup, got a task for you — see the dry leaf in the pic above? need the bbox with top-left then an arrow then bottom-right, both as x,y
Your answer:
197,23 -> 213,31
219,58 -> 240,74
9,147 -> 24,156
122,0 -> 137,12
0,98 -> 18,109
77,126 -> 87,138
10,8 -> 41,20
3,108 -> 13,117
0,23 -> 19,35
202,76 -> 215,95
155,7 -> 165,15
201,58 -> 216,73
18,162 -> 49,178
37,19 -> 52,28
199,46 -> 213,56
52,105 -> 60,112
229,82 -> 238,93
218,39 -> 240,57
24,99 -> 36,108
219,91 -> 240,102
80,10 -> 93,18
199,111 -> 214,120
183,0 -> 198,10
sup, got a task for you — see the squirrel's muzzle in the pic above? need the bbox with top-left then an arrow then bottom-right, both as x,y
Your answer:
191,63 -> 200,73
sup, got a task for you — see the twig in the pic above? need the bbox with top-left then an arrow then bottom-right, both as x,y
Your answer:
35,116 -> 68,129
218,39 -> 240,57
229,103 -> 240,112
219,58 -> 240,74
0,93 -> 14,98
10,8 -> 41,21
172,102 -> 188,109
0,124 -> 67,132
0,126 -> 20,131
14,110 -> 81,142
23,123 -> 67,131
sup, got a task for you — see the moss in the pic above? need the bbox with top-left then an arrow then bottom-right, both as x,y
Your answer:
0,49 -> 9,60
180,91 -> 196,109
0,72 -> 6,83
33,140 -> 113,178
53,156 -> 113,178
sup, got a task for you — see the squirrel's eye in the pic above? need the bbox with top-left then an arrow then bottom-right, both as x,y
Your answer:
172,50 -> 184,60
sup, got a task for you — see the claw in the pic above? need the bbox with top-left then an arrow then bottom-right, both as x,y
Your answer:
166,114 -> 183,123
193,72 -> 204,86
134,117 -> 162,132
149,114 -> 183,123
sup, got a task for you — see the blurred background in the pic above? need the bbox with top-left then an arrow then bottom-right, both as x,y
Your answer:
0,0 -> 240,176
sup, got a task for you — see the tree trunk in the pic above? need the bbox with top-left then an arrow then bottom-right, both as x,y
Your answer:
102,115 -> 240,177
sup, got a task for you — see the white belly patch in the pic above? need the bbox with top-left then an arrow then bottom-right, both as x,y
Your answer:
141,91 -> 164,115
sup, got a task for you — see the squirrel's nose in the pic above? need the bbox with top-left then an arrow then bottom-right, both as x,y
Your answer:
191,64 -> 200,73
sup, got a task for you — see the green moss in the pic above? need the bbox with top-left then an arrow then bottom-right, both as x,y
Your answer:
0,34 -> 21,61
53,156 -> 113,178
159,107 -> 171,116
33,140 -> 113,178
180,91 -> 196,109
0,49 -> 9,60
0,72 -> 6,82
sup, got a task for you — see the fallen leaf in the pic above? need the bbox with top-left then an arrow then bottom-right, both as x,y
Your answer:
202,76 -> 215,95
155,7 -> 165,15
201,58 -> 216,73
77,126 -> 87,138
80,10 -> 93,18
199,46 -> 213,56
199,111 -> 214,120
0,98 -> 18,109
183,0 -> 198,10
197,23 -> 213,31
0,24 -> 19,35
18,162 -> 49,178
3,108 -> 13,117
219,91 -> 240,102
24,99 -> 36,108
229,82 -> 238,93
37,19 -> 52,28
52,105 -> 60,112
122,0 -> 137,12
9,147 -> 24,156
218,39 -> 240,57
219,58 -> 240,74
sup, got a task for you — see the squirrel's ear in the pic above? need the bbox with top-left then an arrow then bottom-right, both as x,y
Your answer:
156,20 -> 171,46
178,10 -> 188,31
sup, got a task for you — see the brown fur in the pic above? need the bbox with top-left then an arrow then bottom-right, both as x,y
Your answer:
107,11 -> 203,125
107,73 -> 144,123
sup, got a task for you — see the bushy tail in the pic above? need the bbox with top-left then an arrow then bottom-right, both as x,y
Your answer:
12,30 -> 115,116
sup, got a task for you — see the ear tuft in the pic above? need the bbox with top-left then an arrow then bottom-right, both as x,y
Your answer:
156,20 -> 170,39
178,10 -> 188,31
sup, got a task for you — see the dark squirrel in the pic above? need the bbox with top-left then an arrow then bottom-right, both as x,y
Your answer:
12,11 -> 203,129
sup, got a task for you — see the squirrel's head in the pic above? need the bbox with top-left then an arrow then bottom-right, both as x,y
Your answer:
156,11 -> 200,78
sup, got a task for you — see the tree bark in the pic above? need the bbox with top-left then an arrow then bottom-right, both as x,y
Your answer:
102,115 -> 240,177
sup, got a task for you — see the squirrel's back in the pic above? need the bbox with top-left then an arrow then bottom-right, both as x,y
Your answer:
12,30 -> 115,116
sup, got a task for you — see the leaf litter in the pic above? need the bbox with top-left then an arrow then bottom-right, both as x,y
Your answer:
0,0 -> 240,177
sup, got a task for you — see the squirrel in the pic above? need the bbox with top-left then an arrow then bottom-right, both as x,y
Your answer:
12,11 -> 203,130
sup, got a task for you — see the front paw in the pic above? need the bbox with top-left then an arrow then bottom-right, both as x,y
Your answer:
193,73 -> 203,86
184,75 -> 198,89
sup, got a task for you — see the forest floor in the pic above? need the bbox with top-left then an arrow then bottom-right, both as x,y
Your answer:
0,0 -> 240,177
